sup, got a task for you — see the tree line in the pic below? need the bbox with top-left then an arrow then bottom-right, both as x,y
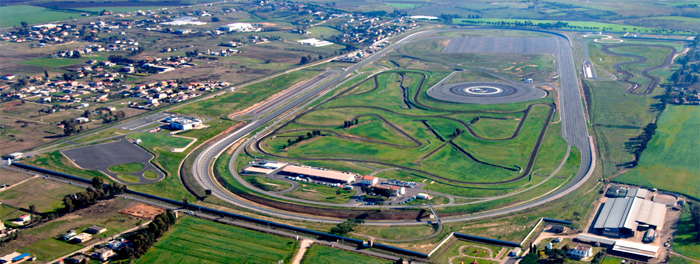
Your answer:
624,123 -> 657,167
118,210 -> 177,260
281,130 -> 322,149
62,177 -> 127,212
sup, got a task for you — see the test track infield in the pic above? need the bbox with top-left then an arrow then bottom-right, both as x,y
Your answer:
190,28 -> 595,224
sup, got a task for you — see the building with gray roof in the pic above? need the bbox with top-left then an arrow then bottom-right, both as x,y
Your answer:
593,197 -> 666,237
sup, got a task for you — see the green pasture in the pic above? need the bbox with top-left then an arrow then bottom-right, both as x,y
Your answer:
22,55 -> 108,68
136,216 -> 296,264
616,105 -> 700,199
302,244 -> 393,264
171,70 -> 317,118
0,178 -> 85,213
386,3 -> 422,9
671,205 -> 700,261
0,5 -> 76,28
74,6 -> 167,13
453,18 -> 691,34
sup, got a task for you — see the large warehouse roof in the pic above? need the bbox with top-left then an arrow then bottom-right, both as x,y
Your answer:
593,198 -> 666,231
612,240 -> 658,258
281,165 -> 355,183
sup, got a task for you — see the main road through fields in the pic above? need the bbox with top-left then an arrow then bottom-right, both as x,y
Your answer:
192,28 -> 595,225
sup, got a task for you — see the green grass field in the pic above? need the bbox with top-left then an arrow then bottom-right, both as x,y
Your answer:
108,162 -> 145,174
302,244 -> 393,264
22,55 -> 108,68
171,70 -> 317,118
144,170 -> 159,180
136,216 -> 296,264
0,5 -> 76,28
433,240 -> 501,264
0,178 -> 84,213
453,18 -> 692,35
615,105 -> 700,199
671,206 -> 700,261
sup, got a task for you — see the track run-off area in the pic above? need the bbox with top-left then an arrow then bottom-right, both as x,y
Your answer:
191,28 -> 595,225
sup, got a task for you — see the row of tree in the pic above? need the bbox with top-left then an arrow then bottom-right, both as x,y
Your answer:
62,177 -> 127,212
281,130 -> 322,149
624,123 -> 657,167
118,210 -> 177,260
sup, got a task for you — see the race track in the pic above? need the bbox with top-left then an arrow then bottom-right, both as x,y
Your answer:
190,28 -> 595,225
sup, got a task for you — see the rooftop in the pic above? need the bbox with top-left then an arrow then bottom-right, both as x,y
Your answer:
282,165 -> 355,182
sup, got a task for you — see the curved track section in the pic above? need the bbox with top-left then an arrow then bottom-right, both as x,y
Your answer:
601,44 -> 677,95
427,81 -> 546,104
190,28 -> 594,224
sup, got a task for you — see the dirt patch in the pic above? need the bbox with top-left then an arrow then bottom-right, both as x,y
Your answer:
119,203 -> 166,219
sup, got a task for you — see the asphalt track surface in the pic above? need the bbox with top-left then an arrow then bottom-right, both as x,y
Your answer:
442,37 -> 558,54
62,137 -> 165,184
191,28 -> 594,225
600,44 -> 677,95
427,81 -> 546,104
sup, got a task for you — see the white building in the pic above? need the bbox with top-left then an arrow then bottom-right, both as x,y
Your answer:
361,176 -> 378,185
297,38 -> 334,47
569,244 -> 592,259
220,23 -> 255,32
167,117 -> 202,130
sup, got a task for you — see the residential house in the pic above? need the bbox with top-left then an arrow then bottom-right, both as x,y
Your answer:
569,244 -> 593,259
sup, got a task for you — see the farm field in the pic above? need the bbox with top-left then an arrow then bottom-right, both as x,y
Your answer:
136,216 -> 297,264
672,205 -> 700,261
0,199 -> 141,261
615,105 -> 700,199
170,69 -> 318,118
453,18 -> 691,35
0,178 -> 85,213
0,5 -> 76,28
301,244 -> 393,264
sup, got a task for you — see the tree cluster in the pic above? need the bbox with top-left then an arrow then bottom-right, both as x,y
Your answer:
330,218 -> 364,235
342,119 -> 358,128
299,54 -> 323,65
118,210 -> 177,259
282,130 -> 321,149
450,128 -> 464,138
62,177 -> 126,212
624,123 -> 657,167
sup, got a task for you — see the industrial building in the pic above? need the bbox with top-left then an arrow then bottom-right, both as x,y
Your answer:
167,116 -> 202,131
242,161 -> 287,175
280,165 -> 355,184
606,186 -> 649,199
575,234 -> 659,259
592,197 -> 666,237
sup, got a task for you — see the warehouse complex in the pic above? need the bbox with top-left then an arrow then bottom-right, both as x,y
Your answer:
280,165 -> 356,184
593,197 -> 666,237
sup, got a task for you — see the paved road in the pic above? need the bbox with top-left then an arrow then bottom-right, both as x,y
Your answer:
191,28 -> 595,225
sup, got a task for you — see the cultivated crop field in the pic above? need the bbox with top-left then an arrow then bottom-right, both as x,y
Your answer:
136,216 -> 297,264
302,244 -> 393,264
615,105 -> 700,199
